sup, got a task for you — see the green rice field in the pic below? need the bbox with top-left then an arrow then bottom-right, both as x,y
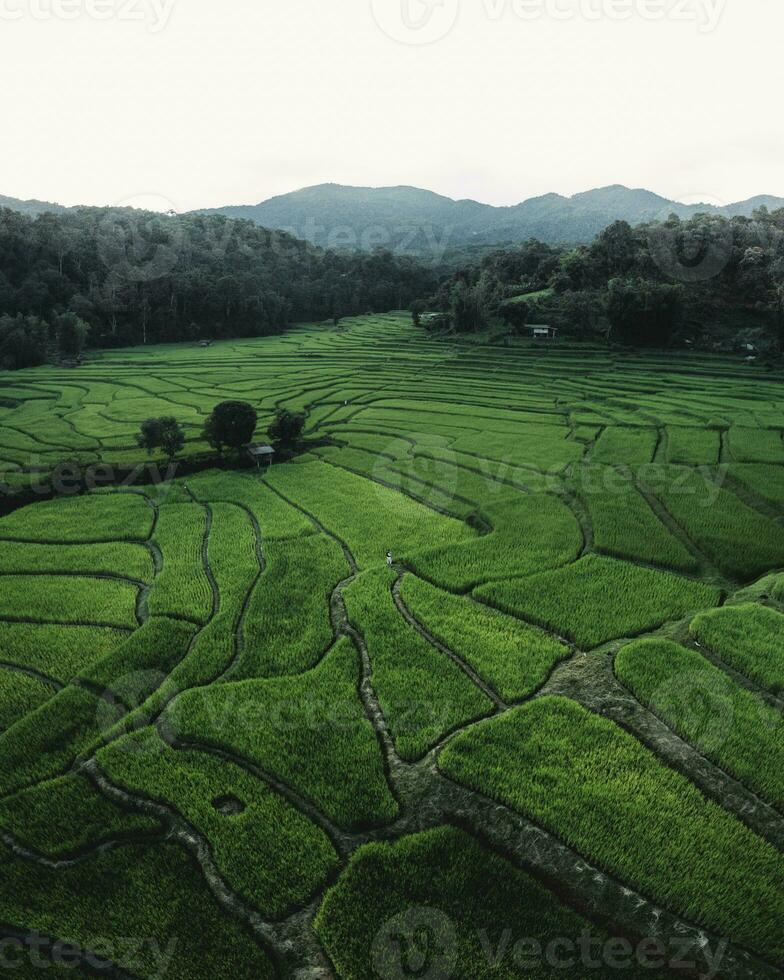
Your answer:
0,313 -> 783,977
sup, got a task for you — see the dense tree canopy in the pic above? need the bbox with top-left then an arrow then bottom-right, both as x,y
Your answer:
605,278 -> 684,347
137,417 -> 186,460
0,206 -> 437,355
416,209 -> 784,349
268,408 -> 306,449
3,204 -> 784,359
203,401 -> 259,454
0,314 -> 49,370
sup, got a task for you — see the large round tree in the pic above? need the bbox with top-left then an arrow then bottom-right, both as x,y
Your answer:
202,401 -> 258,454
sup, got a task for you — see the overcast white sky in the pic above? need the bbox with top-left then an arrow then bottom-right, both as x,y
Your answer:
0,0 -> 781,211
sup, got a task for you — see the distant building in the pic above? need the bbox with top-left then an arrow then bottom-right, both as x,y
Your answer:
529,324 -> 558,341
247,444 -> 275,467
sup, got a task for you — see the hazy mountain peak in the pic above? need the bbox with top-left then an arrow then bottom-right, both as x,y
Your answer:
3,183 -> 783,253
192,182 -> 781,251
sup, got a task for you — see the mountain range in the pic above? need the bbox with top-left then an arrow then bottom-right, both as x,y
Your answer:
0,194 -> 68,217
197,184 -> 784,252
2,184 -> 783,252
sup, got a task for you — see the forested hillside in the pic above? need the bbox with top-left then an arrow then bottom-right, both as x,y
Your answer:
0,194 -> 67,218
0,207 -> 436,368
3,203 -> 784,371
419,209 -> 784,349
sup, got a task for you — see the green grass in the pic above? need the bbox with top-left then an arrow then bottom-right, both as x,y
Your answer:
0,670 -> 54,733
2,317 -> 784,972
400,573 -> 570,702
729,463 -> 784,506
165,638 -> 399,830
640,465 -> 784,579
0,623 -> 129,684
414,444 -> 557,493
591,427 -> 658,465
0,686 -> 105,797
450,426 -> 582,472
690,603 -> 784,695
78,616 -> 198,706
439,696 -> 784,961
0,493 -> 153,543
97,728 -> 338,917
0,575 -> 139,628
503,286 -> 554,304
204,501 -> 259,599
387,450 -> 529,518
344,567 -> 492,760
475,554 -> 721,649
0,772 -> 159,857
316,825 -> 671,980
666,427 -> 720,465
410,494 -> 582,590
265,459 -> 476,569
148,504 -> 213,624
314,445 -> 472,518
572,465 -> 697,572
184,468 -> 315,539
233,533 -> 346,678
0,540 -> 153,580
0,840 -> 276,979
152,499 -> 262,686
729,426 -> 784,463
616,638 -> 784,809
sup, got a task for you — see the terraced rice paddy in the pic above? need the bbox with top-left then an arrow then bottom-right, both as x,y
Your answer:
0,313 -> 783,978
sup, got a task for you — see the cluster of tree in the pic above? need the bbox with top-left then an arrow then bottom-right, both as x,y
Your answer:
137,416 -> 185,460
0,207 -> 438,361
267,408 -> 306,448
202,401 -> 259,455
414,209 -> 784,349
136,402 -> 307,461
0,311 -> 90,370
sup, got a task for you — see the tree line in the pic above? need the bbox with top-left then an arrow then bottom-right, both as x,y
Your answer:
414,209 -> 784,350
0,206 -> 437,369
137,402 -> 306,461
4,204 -> 784,366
